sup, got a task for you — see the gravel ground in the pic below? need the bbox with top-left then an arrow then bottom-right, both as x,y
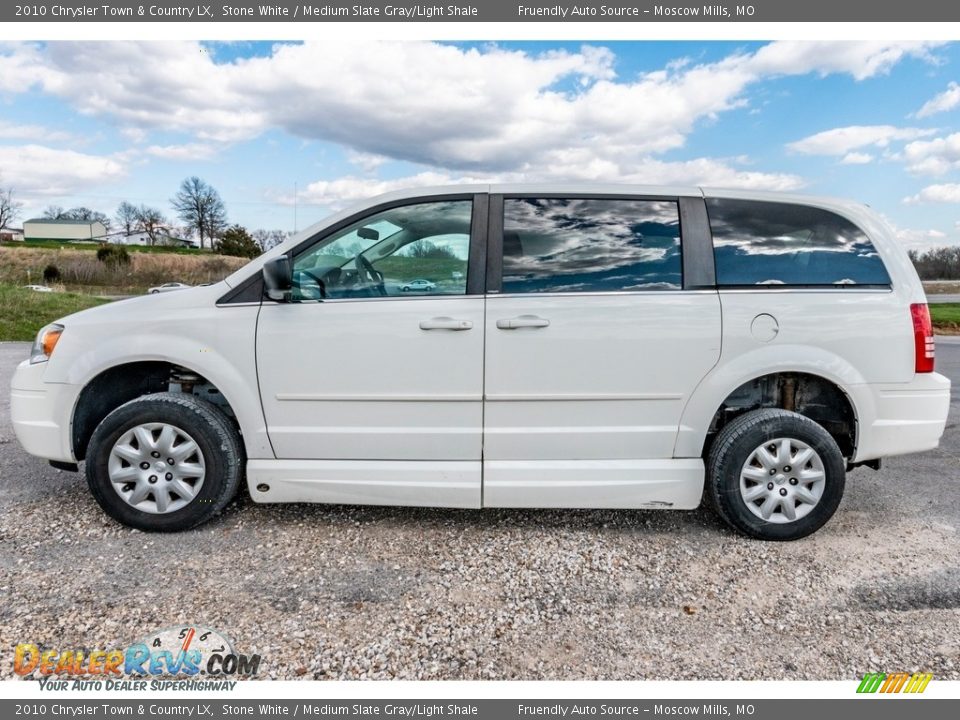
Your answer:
1,340 -> 958,681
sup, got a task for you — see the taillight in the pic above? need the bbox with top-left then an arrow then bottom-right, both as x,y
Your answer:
911,303 -> 935,373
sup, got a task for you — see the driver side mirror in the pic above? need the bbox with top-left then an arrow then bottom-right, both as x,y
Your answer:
262,255 -> 293,302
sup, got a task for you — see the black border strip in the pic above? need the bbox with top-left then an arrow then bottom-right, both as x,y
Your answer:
485,194 -> 504,294
678,196 -> 716,290
467,193 -> 488,296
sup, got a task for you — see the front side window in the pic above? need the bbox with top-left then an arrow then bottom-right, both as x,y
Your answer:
707,198 -> 891,287
292,200 -> 472,300
500,198 -> 682,294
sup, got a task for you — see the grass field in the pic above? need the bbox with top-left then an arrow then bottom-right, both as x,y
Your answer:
2,240 -> 204,255
0,284 -> 110,341
0,246 -> 247,295
931,303 -> 960,333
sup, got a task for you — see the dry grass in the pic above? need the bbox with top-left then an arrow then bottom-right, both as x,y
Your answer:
0,247 -> 248,293
923,281 -> 960,295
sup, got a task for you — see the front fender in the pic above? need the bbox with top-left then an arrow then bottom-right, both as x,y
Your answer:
45,306 -> 273,460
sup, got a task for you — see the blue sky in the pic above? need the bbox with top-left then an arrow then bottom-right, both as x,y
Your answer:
1,40 -> 959,248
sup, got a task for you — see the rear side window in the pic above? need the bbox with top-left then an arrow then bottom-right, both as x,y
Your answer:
501,198 -> 682,293
707,198 -> 891,287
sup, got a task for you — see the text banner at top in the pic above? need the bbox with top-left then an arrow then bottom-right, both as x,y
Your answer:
6,1 -> 960,23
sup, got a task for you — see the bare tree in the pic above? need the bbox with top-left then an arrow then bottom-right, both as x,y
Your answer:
252,228 -> 290,252
909,246 -> 960,280
43,205 -> 111,229
63,207 -> 111,229
171,176 -> 226,249
115,201 -> 139,236
135,205 -> 167,246
42,205 -> 67,219
0,186 -> 22,230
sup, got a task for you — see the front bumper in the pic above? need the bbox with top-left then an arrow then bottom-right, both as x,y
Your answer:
852,372 -> 952,462
10,359 -> 80,463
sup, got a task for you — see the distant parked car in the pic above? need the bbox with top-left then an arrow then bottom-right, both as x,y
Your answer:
148,282 -> 191,294
401,279 -> 437,292
22,285 -> 53,293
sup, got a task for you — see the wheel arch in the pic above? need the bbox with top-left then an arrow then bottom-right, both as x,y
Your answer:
66,341 -> 270,461
675,347 -> 866,460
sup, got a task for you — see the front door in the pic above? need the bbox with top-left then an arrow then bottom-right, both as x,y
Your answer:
255,196 -> 486,507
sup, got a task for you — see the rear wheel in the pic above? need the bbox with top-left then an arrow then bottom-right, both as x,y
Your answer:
707,409 -> 845,540
86,393 -> 243,532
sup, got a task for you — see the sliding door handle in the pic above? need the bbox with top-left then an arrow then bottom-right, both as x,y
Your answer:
496,315 -> 550,330
419,317 -> 474,331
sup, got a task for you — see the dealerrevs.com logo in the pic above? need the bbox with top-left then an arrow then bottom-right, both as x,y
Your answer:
857,672 -> 933,694
14,626 -> 261,691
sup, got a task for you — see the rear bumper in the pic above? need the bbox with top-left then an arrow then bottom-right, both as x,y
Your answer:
10,359 -> 79,463
852,372 -> 951,462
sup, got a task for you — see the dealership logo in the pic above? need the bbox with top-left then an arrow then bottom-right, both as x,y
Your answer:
857,672 -> 933,694
14,625 -> 261,685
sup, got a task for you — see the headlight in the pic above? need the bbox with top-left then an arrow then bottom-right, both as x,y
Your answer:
30,324 -> 64,364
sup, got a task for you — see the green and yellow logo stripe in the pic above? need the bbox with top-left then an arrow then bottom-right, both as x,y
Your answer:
857,672 -> 933,694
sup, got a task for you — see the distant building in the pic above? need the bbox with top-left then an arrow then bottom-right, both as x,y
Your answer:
0,227 -> 24,242
23,218 -> 107,242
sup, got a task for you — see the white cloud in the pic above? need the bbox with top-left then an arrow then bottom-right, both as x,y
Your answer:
0,120 -> 72,143
878,213 -> 954,249
893,227 -> 952,249
901,132 -> 960,175
787,125 -> 935,156
144,143 -> 218,161
0,144 -> 125,196
748,41 -> 938,81
295,157 -> 804,209
915,81 -> 960,118
296,172 -> 483,207
346,150 -> 390,173
0,40 -> 942,185
840,152 -> 874,165
904,183 -> 960,204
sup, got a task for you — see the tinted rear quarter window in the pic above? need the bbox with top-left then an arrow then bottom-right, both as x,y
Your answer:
707,198 -> 891,287
502,198 -> 682,293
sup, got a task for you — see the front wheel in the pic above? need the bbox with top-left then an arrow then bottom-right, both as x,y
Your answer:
86,393 -> 243,532
707,409 -> 845,541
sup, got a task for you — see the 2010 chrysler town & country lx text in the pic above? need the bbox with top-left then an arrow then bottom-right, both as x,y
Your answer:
10,185 -> 951,539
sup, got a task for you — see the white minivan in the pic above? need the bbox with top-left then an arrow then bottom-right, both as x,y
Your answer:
10,185 -> 951,540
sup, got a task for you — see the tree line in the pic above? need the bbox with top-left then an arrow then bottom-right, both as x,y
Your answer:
16,180 -> 960,277
907,246 -> 960,280
0,177 -> 290,259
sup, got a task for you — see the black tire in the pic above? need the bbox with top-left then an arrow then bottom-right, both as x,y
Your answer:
706,409 -> 845,541
85,393 -> 243,532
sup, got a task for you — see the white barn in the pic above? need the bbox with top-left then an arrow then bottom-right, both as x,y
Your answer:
23,218 -> 107,242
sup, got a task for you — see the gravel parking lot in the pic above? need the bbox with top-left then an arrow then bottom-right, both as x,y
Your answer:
1,340 -> 958,681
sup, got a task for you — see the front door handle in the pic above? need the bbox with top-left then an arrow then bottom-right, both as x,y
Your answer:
419,317 -> 474,331
496,315 -> 551,330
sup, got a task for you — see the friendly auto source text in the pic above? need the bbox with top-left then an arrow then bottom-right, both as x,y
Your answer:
516,5 -> 751,18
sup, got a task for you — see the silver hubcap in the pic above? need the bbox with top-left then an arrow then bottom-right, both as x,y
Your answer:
739,437 -> 825,524
107,423 -> 205,514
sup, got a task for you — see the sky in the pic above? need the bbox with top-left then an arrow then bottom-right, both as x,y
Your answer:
1,39 -> 960,249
